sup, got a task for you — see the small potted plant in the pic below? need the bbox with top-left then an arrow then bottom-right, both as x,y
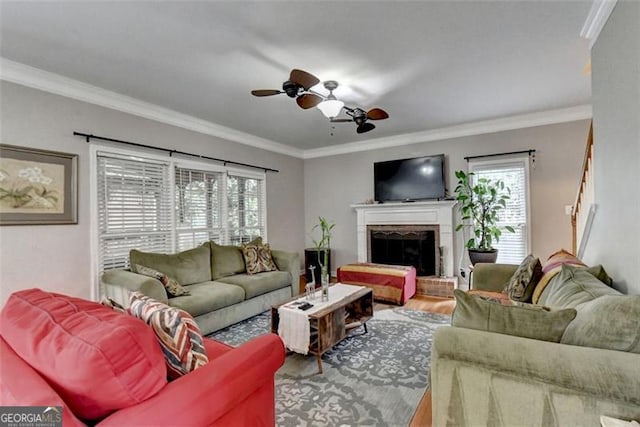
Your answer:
454,170 -> 514,265
310,217 -> 335,299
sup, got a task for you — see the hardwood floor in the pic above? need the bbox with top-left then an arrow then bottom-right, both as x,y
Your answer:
298,277 -> 455,426
408,295 -> 455,427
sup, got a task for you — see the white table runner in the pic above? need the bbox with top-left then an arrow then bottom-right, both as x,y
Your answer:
277,283 -> 364,354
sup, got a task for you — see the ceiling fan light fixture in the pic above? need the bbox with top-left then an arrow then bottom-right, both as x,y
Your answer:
317,97 -> 344,118
317,80 -> 344,118
251,71 -> 387,134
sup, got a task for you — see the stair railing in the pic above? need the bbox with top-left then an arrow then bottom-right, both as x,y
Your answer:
571,122 -> 596,257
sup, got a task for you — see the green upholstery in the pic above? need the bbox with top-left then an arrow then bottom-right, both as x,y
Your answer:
452,290 -> 576,343
537,264 -> 620,308
130,243 -> 212,285
472,263 -> 518,292
101,269 -> 168,304
102,241 -> 299,334
168,281 -> 245,317
271,249 -> 301,296
210,242 -> 246,280
585,264 -> 613,286
216,271 -> 291,299
432,258 -> 640,425
432,327 -> 640,427
193,286 -> 292,334
562,294 -> 640,353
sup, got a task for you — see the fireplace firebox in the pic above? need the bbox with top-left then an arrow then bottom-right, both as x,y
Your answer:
367,225 -> 440,276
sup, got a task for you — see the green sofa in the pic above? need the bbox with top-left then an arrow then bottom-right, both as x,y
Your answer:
432,263 -> 640,426
101,242 -> 300,335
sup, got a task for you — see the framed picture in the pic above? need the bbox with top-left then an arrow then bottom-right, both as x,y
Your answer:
0,144 -> 78,225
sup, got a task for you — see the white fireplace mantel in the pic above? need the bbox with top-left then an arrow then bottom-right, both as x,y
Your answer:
351,200 -> 457,277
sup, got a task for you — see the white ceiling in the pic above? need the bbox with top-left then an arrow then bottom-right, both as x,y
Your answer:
0,1 -> 593,152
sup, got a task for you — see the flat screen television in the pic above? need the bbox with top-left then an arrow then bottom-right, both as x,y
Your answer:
374,154 -> 446,202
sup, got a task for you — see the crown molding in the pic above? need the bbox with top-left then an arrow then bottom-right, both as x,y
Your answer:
0,58 -> 304,159
303,105 -> 593,159
580,0 -> 618,49
1,58 -> 592,162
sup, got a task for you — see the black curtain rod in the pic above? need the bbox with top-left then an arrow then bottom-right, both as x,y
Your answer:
464,149 -> 535,162
73,132 -> 279,173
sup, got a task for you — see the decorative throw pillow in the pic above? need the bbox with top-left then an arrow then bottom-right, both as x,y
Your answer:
452,290 -> 577,343
503,254 -> 543,302
536,264 -> 620,308
210,237 -> 262,279
129,292 -> 208,380
468,290 -> 513,305
560,294 -> 640,353
531,249 -> 586,304
132,264 -> 190,298
0,289 -> 167,420
100,297 -> 127,313
241,242 -> 279,275
584,264 -> 613,287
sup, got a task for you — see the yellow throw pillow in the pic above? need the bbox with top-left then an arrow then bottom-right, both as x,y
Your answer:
532,249 -> 585,304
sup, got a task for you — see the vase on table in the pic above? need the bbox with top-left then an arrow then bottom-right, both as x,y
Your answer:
320,264 -> 329,302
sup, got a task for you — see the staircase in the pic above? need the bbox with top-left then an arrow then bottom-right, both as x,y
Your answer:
571,122 -> 596,257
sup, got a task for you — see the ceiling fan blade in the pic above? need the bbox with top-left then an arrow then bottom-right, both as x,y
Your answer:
296,93 -> 323,109
329,118 -> 353,123
251,89 -> 283,97
357,122 -> 376,134
367,108 -> 389,120
290,69 -> 320,90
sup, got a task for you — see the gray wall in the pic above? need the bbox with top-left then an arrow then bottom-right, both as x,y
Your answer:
582,0 -> 640,294
304,121 -> 590,277
0,81 -> 305,304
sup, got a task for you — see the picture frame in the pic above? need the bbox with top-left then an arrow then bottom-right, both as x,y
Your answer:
0,144 -> 78,225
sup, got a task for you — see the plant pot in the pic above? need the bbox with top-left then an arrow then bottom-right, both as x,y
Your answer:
468,248 -> 498,265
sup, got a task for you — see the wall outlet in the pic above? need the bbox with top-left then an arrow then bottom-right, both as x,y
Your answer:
565,205 -> 573,215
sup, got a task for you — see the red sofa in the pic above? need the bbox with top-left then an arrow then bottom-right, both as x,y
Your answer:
0,289 -> 285,426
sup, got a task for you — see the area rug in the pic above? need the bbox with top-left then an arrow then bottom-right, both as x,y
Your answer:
209,308 -> 450,426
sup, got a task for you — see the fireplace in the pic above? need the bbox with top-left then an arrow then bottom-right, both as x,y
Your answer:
367,225 -> 440,276
352,200 -> 456,277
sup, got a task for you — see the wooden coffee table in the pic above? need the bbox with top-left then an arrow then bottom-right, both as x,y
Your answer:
271,286 -> 373,373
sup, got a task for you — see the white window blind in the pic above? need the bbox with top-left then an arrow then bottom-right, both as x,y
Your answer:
469,158 -> 530,264
97,153 -> 172,271
96,149 -> 268,280
175,167 -> 224,250
227,174 -> 265,245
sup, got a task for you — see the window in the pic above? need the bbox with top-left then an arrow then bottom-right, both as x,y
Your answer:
175,167 -> 224,250
97,153 -> 172,271
469,157 -> 530,264
95,150 -> 267,278
227,174 -> 265,245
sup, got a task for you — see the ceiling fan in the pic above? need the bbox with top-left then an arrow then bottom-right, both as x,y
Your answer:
251,69 -> 389,134
250,69 -> 323,109
330,107 -> 389,134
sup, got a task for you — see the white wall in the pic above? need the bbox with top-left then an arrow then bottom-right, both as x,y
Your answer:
0,82 -> 305,304
304,121 -> 590,277
582,0 -> 640,294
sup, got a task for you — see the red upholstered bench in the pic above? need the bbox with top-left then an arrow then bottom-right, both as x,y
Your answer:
337,263 -> 416,305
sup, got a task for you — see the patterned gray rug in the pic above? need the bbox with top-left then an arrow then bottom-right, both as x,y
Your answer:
209,307 -> 450,427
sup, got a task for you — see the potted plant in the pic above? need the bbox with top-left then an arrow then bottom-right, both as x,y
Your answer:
310,217 -> 335,291
454,170 -> 514,265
